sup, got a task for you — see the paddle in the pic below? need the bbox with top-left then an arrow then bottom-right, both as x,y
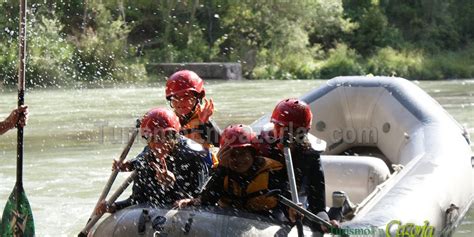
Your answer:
1,1 -> 35,236
282,141 -> 304,237
86,120 -> 140,221
267,190 -> 333,230
78,171 -> 138,237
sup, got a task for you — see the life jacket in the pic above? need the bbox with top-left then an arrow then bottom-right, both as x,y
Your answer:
218,158 -> 283,212
180,112 -> 220,168
181,112 -> 205,145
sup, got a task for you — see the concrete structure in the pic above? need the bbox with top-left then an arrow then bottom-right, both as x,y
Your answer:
146,63 -> 242,80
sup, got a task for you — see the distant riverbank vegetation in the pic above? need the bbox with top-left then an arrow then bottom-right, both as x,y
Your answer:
1,0 -> 473,87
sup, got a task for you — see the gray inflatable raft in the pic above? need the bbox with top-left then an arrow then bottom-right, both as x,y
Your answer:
92,76 -> 473,236
91,205 -> 321,237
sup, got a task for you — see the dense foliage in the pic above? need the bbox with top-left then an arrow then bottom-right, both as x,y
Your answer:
1,0 -> 473,86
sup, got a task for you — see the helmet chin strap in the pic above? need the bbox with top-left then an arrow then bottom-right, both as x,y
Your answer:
178,98 -> 202,126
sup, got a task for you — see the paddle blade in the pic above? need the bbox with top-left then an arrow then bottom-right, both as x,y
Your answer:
1,186 -> 35,237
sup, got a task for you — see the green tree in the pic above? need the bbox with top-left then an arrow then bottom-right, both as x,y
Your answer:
450,0 -> 474,44
308,0 -> 355,51
384,0 -> 460,51
342,0 -> 401,55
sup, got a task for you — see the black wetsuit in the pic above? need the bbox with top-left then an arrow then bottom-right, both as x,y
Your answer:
114,136 -> 209,209
257,133 -> 329,231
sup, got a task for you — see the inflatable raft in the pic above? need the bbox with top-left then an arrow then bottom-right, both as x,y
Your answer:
92,204 -> 320,237
91,76 -> 473,236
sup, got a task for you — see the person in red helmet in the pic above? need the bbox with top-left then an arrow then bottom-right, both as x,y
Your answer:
258,98 -> 339,233
166,70 -> 221,168
95,108 -> 209,214
166,70 -> 221,145
174,124 -> 287,219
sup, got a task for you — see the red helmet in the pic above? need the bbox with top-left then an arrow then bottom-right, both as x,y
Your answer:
271,98 -> 312,130
220,124 -> 256,148
165,70 -> 205,99
140,108 -> 181,138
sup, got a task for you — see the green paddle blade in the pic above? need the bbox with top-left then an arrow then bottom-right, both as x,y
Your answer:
1,186 -> 35,237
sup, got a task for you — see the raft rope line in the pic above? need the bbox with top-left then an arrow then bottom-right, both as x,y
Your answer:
352,164 -> 405,216
354,151 -> 430,218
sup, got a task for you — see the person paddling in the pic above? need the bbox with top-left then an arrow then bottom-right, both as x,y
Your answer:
175,124 -> 288,220
257,98 -> 339,233
165,70 -> 221,167
95,108 -> 209,214
0,106 -> 28,135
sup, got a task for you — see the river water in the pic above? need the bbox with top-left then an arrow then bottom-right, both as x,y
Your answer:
1,79 -> 473,236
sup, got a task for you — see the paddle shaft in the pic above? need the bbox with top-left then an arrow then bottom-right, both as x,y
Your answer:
79,171 -> 138,236
88,123 -> 139,220
16,0 -> 27,212
278,194 -> 333,230
284,147 -> 299,203
283,146 -> 304,237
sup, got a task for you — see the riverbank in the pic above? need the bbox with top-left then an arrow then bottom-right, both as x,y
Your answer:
2,1 -> 474,87
250,44 -> 474,81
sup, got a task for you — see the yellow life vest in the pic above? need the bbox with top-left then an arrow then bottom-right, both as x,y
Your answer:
182,113 -> 205,145
219,158 -> 283,212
